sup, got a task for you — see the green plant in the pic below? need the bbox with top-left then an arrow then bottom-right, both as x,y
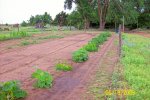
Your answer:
20,40 -> 37,46
72,49 -> 88,62
0,31 -> 30,41
20,41 -> 31,46
55,62 -> 73,71
0,80 -> 27,100
89,32 -> 111,46
121,34 -> 150,99
32,69 -> 53,88
84,43 -> 98,52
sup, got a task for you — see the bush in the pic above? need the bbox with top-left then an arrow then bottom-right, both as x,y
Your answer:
84,43 -> 98,52
55,62 -> 73,71
89,32 -> 111,46
0,81 -> 27,100
72,49 -> 88,62
32,69 -> 53,88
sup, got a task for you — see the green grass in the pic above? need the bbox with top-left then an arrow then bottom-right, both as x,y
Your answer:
32,69 -> 53,88
0,80 -> 27,100
121,34 -> 150,100
55,62 -> 73,71
0,31 -> 30,41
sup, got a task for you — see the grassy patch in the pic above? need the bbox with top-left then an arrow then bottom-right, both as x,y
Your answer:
32,69 -> 53,88
0,80 -> 27,100
121,34 -> 150,100
0,31 -> 30,41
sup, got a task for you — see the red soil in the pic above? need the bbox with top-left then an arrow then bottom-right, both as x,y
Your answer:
0,33 -> 115,100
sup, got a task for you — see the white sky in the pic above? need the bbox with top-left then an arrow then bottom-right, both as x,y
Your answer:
0,0 -> 75,24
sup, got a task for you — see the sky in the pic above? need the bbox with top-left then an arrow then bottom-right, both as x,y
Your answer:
0,0 -> 75,24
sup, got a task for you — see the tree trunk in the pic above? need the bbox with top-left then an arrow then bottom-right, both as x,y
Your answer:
98,0 -> 109,30
84,18 -> 90,30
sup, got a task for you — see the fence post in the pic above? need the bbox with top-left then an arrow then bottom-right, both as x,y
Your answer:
119,24 -> 122,57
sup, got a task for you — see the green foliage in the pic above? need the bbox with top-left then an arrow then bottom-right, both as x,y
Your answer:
0,31 -> 30,41
72,49 -> 88,63
29,12 -> 52,26
20,40 -> 37,46
67,11 -> 84,29
122,34 -> 150,99
89,32 -> 111,46
72,31 -> 111,63
53,11 -> 68,26
0,81 -> 27,100
21,21 -> 28,27
55,62 -> 73,71
83,43 -> 98,52
32,69 -> 53,88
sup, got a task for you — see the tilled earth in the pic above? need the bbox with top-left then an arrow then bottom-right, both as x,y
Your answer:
0,33 -> 115,100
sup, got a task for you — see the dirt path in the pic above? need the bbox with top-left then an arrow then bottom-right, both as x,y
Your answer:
25,34 -> 115,100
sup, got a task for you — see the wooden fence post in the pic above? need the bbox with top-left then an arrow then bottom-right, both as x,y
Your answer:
119,24 -> 122,57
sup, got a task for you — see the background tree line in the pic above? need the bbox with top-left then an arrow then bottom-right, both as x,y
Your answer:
22,0 -> 150,30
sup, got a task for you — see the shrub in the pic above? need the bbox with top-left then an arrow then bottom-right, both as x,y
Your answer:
55,62 -> 73,71
89,32 -> 111,46
84,43 -> 98,52
32,69 -> 53,88
72,49 -> 88,62
0,81 -> 27,100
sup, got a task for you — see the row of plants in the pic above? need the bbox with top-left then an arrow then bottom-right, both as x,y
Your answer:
0,32 -> 111,99
0,61 -> 73,100
121,34 -> 150,100
0,31 -> 30,41
72,31 -> 111,63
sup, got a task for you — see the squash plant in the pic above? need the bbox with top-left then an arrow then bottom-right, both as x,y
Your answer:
0,80 -> 27,100
72,49 -> 88,62
32,69 -> 53,88
55,62 -> 73,71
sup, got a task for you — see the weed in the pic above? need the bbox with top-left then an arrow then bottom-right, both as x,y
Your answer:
32,69 -> 53,88
21,41 -> 31,46
72,48 -> 88,62
121,34 -> 150,99
55,61 -> 73,71
0,80 -> 27,100
20,40 -> 37,46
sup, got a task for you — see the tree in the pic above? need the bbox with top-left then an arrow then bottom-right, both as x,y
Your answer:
64,0 -> 97,29
29,12 -> 52,26
97,0 -> 109,30
21,21 -> 28,27
67,10 -> 84,29
53,11 -> 68,27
